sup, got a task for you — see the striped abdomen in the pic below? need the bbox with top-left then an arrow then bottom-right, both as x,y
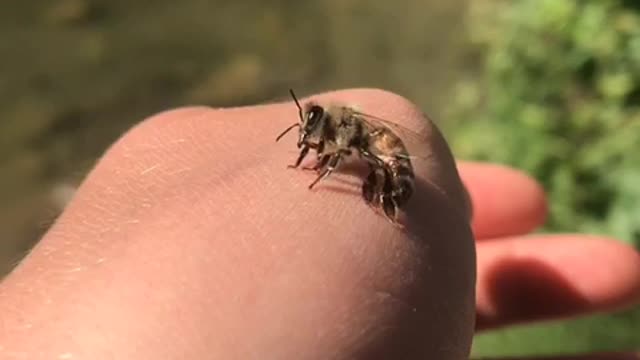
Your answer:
366,128 -> 415,207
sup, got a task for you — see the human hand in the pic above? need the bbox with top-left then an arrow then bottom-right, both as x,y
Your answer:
462,161 -> 640,359
0,89 -> 638,359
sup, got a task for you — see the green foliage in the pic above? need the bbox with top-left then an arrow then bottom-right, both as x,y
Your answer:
471,306 -> 640,358
447,0 -> 640,245
447,1 -> 640,357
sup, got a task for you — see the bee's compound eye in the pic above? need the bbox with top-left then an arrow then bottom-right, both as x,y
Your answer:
306,106 -> 324,127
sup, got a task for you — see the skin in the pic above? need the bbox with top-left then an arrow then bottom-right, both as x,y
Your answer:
0,88 -> 639,359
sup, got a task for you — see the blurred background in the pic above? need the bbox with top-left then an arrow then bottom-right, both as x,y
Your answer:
1,0 -> 639,358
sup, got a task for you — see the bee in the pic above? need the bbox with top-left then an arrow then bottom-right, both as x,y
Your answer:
276,89 -> 427,226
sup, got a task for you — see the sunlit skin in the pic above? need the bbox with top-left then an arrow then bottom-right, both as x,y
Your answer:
0,89 -> 639,359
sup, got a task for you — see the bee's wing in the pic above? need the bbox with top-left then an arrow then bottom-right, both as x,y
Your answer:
350,110 -> 433,161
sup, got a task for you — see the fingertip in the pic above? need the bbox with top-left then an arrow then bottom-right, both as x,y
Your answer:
585,237 -> 640,305
458,161 -> 548,239
476,235 -> 640,330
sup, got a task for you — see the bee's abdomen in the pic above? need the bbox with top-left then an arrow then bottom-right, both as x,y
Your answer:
392,157 -> 414,177
364,129 -> 415,207
389,159 -> 415,206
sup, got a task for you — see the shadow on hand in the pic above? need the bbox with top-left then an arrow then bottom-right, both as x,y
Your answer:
478,256 -> 592,330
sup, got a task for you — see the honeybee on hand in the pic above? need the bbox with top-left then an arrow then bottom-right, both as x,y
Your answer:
276,89 -> 428,226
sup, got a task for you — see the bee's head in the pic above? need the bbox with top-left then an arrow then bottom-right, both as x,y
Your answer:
297,102 -> 326,145
275,89 -> 326,147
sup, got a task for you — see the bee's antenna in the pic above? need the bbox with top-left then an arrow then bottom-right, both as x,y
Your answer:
275,88 -> 304,142
289,88 -> 303,120
276,123 -> 299,142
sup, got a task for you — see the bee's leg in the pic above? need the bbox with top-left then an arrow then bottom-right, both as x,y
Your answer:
362,168 -> 378,204
287,143 -> 317,169
316,140 -> 325,160
391,180 -> 414,209
379,168 -> 402,225
360,150 -> 385,168
381,194 -> 398,223
381,169 -> 396,220
302,154 -> 330,172
308,152 -> 342,189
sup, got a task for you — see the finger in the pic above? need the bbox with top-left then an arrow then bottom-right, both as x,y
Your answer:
1,89 -> 476,359
457,161 -> 548,240
475,235 -> 640,330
